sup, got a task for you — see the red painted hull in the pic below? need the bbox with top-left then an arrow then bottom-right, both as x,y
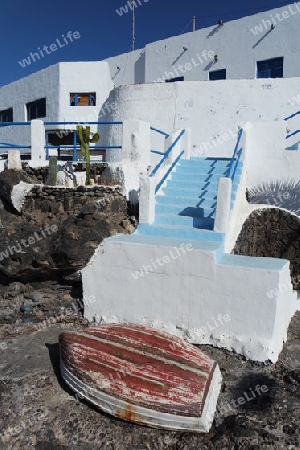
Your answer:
59,324 -> 222,431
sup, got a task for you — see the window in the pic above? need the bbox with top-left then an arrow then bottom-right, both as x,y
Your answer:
70,93 -> 96,106
0,107 -> 13,123
209,69 -> 226,81
257,57 -> 283,79
26,98 -> 46,120
165,76 -> 184,83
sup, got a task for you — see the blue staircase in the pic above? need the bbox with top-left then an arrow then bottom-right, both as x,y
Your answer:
137,157 -> 243,242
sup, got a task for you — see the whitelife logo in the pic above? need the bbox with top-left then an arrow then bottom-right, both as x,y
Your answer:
250,2 -> 300,35
18,31 -> 81,68
131,243 -> 193,280
0,224 -> 58,261
116,0 -> 149,17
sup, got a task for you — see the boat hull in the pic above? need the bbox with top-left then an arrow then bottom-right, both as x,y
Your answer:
59,324 -> 222,432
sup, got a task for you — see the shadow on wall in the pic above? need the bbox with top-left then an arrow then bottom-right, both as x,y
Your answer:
247,180 -> 300,216
134,50 -> 145,84
252,27 -> 274,49
233,208 -> 300,290
206,25 -> 222,38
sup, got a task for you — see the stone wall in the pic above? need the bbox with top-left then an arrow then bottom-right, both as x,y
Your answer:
233,208 -> 300,290
22,163 -> 109,185
0,177 -> 136,282
24,185 -> 126,216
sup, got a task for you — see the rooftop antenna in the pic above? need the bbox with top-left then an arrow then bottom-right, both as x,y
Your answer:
132,0 -> 135,51
193,16 -> 196,32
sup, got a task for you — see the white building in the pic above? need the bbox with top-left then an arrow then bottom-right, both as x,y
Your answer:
105,2 -> 300,85
1,2 -> 300,152
0,62 -> 113,149
0,3 -> 300,363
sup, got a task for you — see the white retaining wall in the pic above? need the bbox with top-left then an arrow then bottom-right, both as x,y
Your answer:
82,235 -> 298,363
246,120 -> 300,189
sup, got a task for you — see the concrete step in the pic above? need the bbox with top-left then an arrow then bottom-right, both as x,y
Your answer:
176,166 -> 241,177
155,203 -> 215,217
163,185 -> 237,199
137,224 -> 224,242
155,195 -> 216,208
154,213 -> 214,228
171,172 -> 241,183
161,187 -> 237,203
162,187 -> 218,199
179,158 -> 231,166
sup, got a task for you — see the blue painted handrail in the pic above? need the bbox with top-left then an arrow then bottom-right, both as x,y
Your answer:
44,121 -> 123,161
286,129 -> 300,139
0,144 -> 31,149
0,122 -> 30,126
226,129 -> 243,178
150,126 -> 169,138
150,130 -> 185,177
0,142 -> 30,148
284,110 -> 300,121
150,150 -> 165,156
44,145 -> 121,149
231,149 -> 243,182
44,121 -> 123,125
155,151 -> 184,193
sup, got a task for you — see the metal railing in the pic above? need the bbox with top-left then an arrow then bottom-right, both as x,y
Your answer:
284,110 -> 300,141
150,126 -> 169,138
226,128 -> 243,181
150,126 -> 170,156
150,129 -> 185,194
44,121 -> 123,161
284,110 -> 300,121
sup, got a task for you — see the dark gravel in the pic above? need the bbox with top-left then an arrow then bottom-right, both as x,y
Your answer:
0,281 -> 299,450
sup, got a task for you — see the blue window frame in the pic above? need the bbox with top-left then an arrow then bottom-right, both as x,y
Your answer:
257,57 -> 283,79
26,98 -> 46,120
209,69 -> 226,81
70,93 -> 96,106
0,107 -> 13,123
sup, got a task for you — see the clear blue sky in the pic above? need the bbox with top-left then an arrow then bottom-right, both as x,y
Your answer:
0,0 -> 293,87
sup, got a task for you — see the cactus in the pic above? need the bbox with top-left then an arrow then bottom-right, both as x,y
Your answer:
76,125 -> 100,185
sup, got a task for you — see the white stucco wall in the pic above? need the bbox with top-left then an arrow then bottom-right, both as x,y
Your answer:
0,64 -> 60,147
56,62 -> 113,136
145,3 -> 300,83
0,62 -> 114,147
105,49 -> 145,87
82,235 -> 298,362
246,121 -> 300,189
98,78 -> 300,158
103,3 -> 300,86
97,83 -> 177,163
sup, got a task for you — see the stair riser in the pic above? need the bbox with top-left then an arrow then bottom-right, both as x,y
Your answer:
155,215 -> 215,227
167,181 -> 220,191
155,204 -> 214,216
160,189 -> 237,201
137,225 -> 224,242
156,203 -> 234,214
179,160 -> 231,167
171,173 -> 241,182
177,167 -> 232,176
162,189 -> 237,200
172,169 -> 242,177
156,195 -> 234,210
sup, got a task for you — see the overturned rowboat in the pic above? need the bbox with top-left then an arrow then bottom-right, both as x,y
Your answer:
59,324 -> 222,432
